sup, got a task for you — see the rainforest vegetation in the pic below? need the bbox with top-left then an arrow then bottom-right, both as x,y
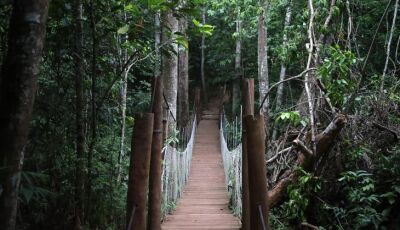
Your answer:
0,0 -> 399,229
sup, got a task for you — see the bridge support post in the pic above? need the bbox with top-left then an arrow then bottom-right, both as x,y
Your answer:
244,114 -> 269,230
127,113 -> 154,230
241,78 -> 254,230
148,76 -> 163,230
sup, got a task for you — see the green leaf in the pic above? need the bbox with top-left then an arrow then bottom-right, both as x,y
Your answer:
117,25 -> 129,34
175,36 -> 189,49
192,19 -> 201,27
125,3 -> 139,15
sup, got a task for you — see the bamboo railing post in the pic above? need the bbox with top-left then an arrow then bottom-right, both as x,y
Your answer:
244,114 -> 269,230
126,113 -> 154,230
241,78 -> 254,230
148,77 -> 163,230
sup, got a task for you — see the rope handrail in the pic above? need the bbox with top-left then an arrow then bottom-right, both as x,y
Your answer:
161,115 -> 197,218
220,113 -> 242,217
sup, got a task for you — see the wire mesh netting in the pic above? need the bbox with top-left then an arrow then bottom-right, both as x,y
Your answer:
161,115 -> 197,218
220,112 -> 242,217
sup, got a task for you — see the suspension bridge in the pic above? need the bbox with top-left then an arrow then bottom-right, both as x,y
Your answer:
127,80 -> 269,230
161,99 -> 242,229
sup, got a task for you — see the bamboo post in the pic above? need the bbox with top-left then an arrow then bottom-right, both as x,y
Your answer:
241,78 -> 254,230
126,113 -> 154,230
245,114 -> 269,230
148,77 -> 163,230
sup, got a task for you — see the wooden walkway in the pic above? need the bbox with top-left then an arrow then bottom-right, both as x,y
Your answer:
161,106 -> 241,229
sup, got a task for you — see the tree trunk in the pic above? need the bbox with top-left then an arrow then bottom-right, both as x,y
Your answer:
118,68 -> 128,178
268,114 -> 347,207
0,1 -> 49,229
200,7 -> 208,103
258,2 -> 269,114
381,0 -> 398,94
117,10 -> 131,182
155,12 -> 161,78
304,0 -> 318,153
178,13 -> 189,128
162,9 -> 178,122
232,7 -> 241,116
273,1 -> 292,140
275,1 -> 292,112
73,0 -> 85,225
86,0 -> 97,222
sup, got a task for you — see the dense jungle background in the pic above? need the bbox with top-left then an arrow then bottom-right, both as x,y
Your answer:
0,0 -> 399,229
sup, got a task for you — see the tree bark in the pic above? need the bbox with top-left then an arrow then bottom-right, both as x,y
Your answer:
273,1 -> 292,140
86,0 -> 97,222
305,0 -> 317,154
178,13 -> 189,128
200,7 -> 208,103
275,1 -> 292,112
258,2 -> 269,114
161,9 -> 178,122
73,0 -> 85,226
381,0 -> 399,94
232,7 -> 241,115
155,12 -> 161,78
118,68 -> 128,177
0,1 -> 49,229
117,10 -> 133,182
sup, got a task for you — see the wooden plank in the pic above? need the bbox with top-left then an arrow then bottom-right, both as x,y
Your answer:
161,116 -> 241,230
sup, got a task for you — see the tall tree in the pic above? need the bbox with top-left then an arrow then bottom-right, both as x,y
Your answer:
200,6 -> 208,103
86,0 -> 97,221
381,0 -> 399,94
275,1 -> 292,112
162,8 -> 179,121
232,5 -> 241,115
73,0 -> 86,226
258,0 -> 269,115
117,9 -> 130,182
273,1 -> 292,140
178,6 -> 189,128
0,1 -> 49,229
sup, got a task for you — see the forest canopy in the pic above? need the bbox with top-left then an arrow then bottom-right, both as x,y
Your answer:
0,0 -> 399,229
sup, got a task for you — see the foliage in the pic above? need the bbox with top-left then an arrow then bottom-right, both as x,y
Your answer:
282,168 -> 322,221
192,18 -> 215,36
275,110 -> 304,126
318,45 -> 358,108
1,0 -> 399,228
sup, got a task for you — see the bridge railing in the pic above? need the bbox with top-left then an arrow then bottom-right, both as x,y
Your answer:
161,115 -> 197,218
220,112 -> 242,217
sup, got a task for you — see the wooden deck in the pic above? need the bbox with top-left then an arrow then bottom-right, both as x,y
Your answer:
161,109 -> 241,229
